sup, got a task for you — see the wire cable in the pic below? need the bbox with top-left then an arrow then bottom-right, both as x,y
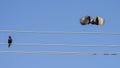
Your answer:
0,43 -> 120,47
0,50 -> 119,55
0,30 -> 120,35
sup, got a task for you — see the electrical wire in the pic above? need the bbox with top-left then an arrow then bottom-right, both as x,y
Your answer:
0,30 -> 120,35
0,50 -> 119,55
0,43 -> 120,47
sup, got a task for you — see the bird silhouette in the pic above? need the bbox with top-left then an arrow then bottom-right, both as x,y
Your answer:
8,36 -> 12,48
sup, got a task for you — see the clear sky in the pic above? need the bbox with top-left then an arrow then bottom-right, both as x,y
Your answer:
0,0 -> 120,68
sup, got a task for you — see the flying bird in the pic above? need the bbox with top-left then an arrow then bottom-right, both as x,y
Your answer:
80,16 -> 104,26
8,36 -> 12,48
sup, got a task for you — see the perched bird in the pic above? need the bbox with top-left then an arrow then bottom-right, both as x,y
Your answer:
8,36 -> 12,48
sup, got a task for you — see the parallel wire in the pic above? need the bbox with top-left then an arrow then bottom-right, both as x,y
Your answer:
1,30 -> 119,55
0,30 -> 120,35
0,50 -> 119,55
0,43 -> 120,47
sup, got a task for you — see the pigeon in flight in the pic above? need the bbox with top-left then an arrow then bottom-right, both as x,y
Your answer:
80,16 -> 104,26
8,36 -> 12,48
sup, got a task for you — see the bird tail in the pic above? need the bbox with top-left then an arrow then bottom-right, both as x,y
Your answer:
8,44 -> 11,48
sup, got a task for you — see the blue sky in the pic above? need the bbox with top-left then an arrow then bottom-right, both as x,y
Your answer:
0,0 -> 120,68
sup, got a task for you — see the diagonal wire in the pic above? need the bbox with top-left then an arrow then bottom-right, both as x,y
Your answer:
0,50 -> 119,55
0,43 -> 120,47
0,30 -> 120,35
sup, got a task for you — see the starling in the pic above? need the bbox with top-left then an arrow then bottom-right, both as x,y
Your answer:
8,36 -> 12,48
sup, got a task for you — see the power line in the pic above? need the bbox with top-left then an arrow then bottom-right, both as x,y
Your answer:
0,30 -> 120,35
0,43 -> 120,47
0,50 -> 119,55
